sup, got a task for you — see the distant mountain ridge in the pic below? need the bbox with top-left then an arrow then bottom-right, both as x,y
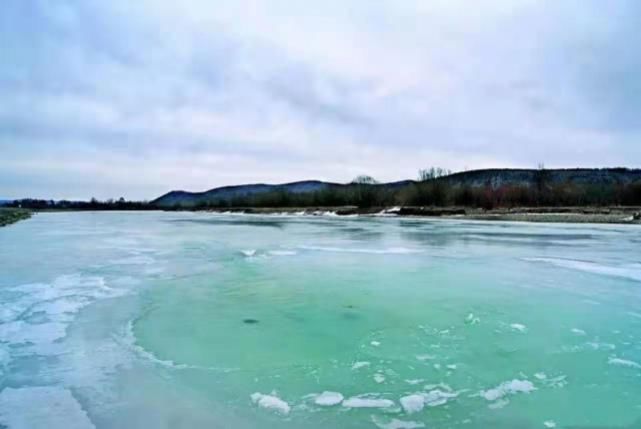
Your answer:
152,168 -> 641,207
153,179 -> 413,207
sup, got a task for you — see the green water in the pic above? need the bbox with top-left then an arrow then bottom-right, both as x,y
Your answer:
1,212 -> 640,428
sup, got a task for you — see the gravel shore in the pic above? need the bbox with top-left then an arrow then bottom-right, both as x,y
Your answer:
460,212 -> 641,224
206,206 -> 641,224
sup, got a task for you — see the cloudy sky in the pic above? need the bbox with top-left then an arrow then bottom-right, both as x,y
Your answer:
2,0 -> 640,200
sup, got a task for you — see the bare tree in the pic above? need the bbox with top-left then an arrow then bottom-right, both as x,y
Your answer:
351,175 -> 378,185
418,167 -> 452,182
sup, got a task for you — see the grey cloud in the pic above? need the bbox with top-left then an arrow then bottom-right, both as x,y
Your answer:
1,0 -> 640,200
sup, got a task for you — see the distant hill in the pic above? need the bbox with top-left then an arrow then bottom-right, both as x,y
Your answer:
441,168 -> 641,189
152,168 -> 641,208
153,179 -> 413,207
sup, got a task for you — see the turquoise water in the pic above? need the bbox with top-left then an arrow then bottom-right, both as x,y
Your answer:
1,212 -> 640,429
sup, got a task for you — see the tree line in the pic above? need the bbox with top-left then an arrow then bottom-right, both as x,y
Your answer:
5,198 -> 153,211
181,169 -> 641,210
7,168 -> 641,211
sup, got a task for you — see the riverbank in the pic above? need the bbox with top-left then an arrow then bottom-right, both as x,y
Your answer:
202,206 -> 641,224
0,208 -> 32,227
9,206 -> 641,225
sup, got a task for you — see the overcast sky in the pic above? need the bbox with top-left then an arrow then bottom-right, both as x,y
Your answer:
2,0 -> 640,200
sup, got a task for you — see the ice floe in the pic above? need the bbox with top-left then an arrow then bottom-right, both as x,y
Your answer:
374,373 -> 386,383
251,392 -> 291,415
399,394 -> 425,414
352,361 -> 371,370
423,382 -> 454,391
544,375 -> 567,389
481,379 -> 536,401
608,357 -> 641,369
510,323 -> 527,332
586,342 -> 616,351
399,389 -> 458,414
314,391 -> 344,406
415,354 -> 434,361
422,389 -> 458,407
465,313 -> 480,325
343,396 -> 395,409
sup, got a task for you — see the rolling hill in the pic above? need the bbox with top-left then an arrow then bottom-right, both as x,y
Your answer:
152,168 -> 641,208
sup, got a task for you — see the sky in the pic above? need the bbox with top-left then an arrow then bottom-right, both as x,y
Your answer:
1,0 -> 640,200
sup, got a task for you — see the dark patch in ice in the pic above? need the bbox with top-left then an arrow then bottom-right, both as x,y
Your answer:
342,312 -> 359,321
243,318 -> 259,324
